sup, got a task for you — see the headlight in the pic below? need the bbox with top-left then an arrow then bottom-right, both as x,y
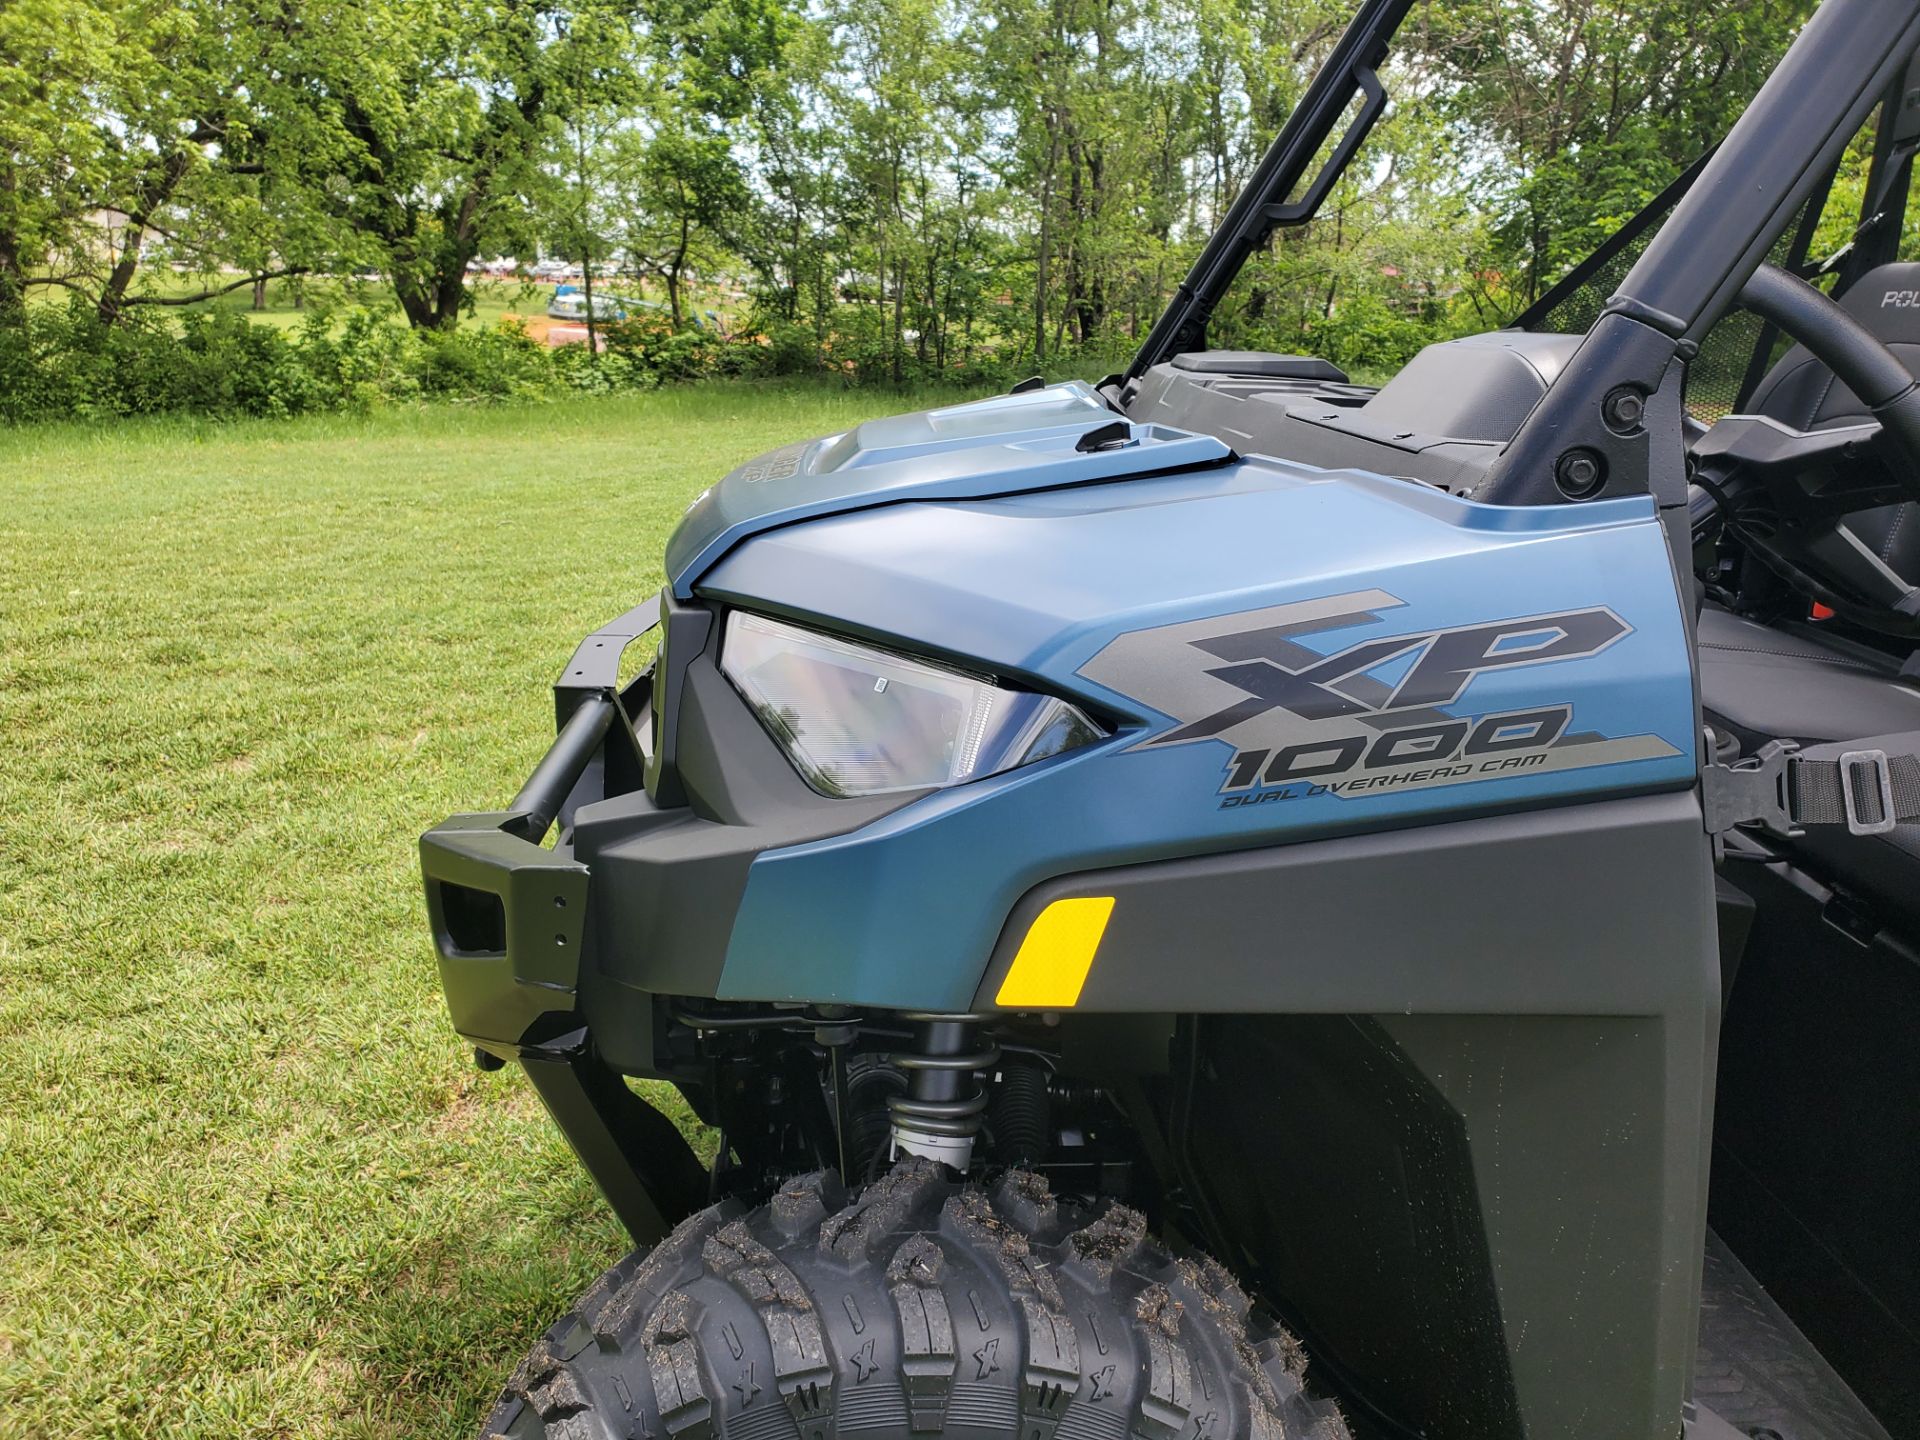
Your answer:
720,611 -> 1107,797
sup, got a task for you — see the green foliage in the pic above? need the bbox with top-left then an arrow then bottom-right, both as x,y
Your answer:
1,303 -> 311,421
1430,0 -> 1816,308
738,317 -> 833,377
0,302 -> 927,422
599,313 -> 718,380
0,0 -> 1827,412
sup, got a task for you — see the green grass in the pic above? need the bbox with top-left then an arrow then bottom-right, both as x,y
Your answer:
0,382 -> 983,1440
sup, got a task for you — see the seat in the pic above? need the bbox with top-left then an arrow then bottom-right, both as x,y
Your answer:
1700,605 -> 1920,933
1699,263 -> 1920,929
1744,260 -> 1920,577
1697,605 -> 1920,750
1699,260 -> 1920,754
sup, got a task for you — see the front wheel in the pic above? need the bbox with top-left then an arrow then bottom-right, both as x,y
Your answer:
480,1161 -> 1348,1440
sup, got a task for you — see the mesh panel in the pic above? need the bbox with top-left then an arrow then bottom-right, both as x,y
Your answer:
1530,193 -> 1816,422
1533,238 -> 1660,338
1687,310 -> 1777,422
1685,204 -> 1815,421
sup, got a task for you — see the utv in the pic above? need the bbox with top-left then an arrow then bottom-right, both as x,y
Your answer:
420,1 -> 1920,1436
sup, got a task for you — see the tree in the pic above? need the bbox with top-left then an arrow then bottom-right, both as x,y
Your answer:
0,0 -> 115,327
736,17 -> 838,334
0,0 -> 1832,389
611,0 -> 793,326
1427,0 -> 1815,310
291,0 -> 632,330
0,0 -> 328,329
613,108 -> 749,325
541,8 -> 649,355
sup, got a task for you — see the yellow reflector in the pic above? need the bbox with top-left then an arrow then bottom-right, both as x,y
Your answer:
994,896 -> 1115,1008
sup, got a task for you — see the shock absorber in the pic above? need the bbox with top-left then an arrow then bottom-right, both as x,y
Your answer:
888,1011 -> 999,1171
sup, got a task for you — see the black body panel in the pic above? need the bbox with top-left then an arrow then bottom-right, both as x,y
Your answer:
1713,855 -> 1920,1435
980,791 -> 1720,1440
1126,333 -> 1581,492
1169,350 -> 1351,381
1176,1016 -> 1523,1439
976,790 -> 1709,1015
1696,1231 -> 1893,1440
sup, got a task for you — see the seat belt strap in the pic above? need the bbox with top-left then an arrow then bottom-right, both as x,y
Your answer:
1791,739 -> 1920,834
1706,731 -> 1920,837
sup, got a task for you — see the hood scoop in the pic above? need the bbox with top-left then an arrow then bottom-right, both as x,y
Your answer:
665,382 -> 1230,596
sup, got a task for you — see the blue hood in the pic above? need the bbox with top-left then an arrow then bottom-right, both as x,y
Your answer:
663,382 -> 1231,597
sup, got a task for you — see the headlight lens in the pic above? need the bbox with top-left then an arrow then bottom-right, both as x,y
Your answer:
720,611 -> 1106,797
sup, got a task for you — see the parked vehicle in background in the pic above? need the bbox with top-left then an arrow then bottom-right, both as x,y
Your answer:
546,290 -> 620,321
545,289 -> 725,330
549,289 -> 677,323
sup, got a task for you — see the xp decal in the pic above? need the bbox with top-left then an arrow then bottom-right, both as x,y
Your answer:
1078,589 -> 1682,808
733,439 -> 810,484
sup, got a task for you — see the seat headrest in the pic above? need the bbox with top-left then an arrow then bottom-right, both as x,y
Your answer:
1834,262 -> 1920,345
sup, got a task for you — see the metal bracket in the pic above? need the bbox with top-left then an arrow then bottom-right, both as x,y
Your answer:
556,593 -> 662,724
1703,738 -> 1802,837
551,595 -> 663,813
1837,748 -> 1898,834
519,1029 -> 710,1243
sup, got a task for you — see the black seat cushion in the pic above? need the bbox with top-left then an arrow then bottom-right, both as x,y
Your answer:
1700,603 -> 1920,932
1747,261 -> 1920,578
1697,604 -> 1920,749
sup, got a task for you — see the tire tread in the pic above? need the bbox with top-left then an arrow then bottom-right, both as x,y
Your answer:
477,1166 -> 1348,1440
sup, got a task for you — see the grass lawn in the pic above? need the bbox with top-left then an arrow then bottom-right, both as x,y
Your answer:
0,382 -> 982,1439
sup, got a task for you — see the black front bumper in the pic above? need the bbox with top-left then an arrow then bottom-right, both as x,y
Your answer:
419,597 -> 710,1238
421,600 -> 658,1059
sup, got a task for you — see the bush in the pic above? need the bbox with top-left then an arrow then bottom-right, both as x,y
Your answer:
417,320 -> 554,401
724,318 -> 828,379
0,304 -> 545,422
0,295 -> 1002,426
600,313 -> 719,382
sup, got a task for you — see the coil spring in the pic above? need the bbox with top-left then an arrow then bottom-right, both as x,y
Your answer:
886,1011 -> 1001,1141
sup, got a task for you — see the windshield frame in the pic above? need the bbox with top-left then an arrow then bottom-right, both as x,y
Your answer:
1122,0 -> 1416,383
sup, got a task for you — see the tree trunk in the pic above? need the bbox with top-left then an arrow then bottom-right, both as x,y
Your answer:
667,201 -> 689,327
389,189 -> 484,330
394,276 -> 439,329
892,256 -> 906,385
0,228 -> 26,333
577,124 -> 598,359
1321,208 -> 1345,322
786,177 -> 804,322
582,244 -> 598,357
919,249 -> 933,367
1035,134 -> 1058,364
394,263 -> 468,331
97,148 -> 194,325
890,157 -> 905,385
0,167 -> 24,331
